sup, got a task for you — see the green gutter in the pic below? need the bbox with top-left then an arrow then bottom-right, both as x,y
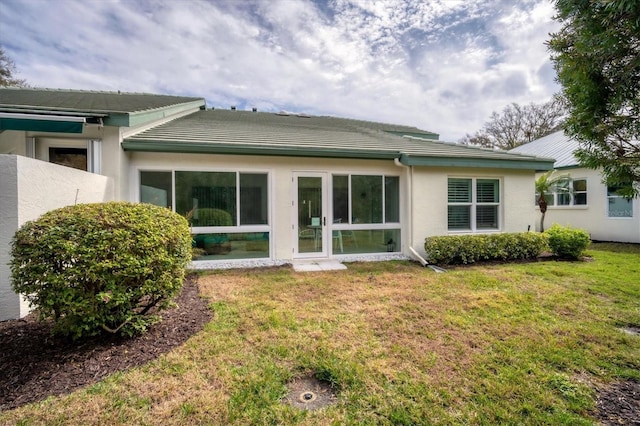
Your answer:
123,141 -> 554,171
399,153 -> 555,171
122,140 -> 400,160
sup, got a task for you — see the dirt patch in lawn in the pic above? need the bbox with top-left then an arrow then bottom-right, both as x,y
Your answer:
0,275 -> 211,411
595,379 -> 640,425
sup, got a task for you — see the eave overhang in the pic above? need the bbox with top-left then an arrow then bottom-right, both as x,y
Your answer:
398,153 -> 555,171
122,139 -> 556,171
121,140 -> 400,160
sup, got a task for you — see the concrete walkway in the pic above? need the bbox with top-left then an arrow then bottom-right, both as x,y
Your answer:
292,259 -> 347,272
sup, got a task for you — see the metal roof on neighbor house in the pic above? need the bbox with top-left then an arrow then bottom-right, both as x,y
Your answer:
123,109 -> 555,171
0,88 -> 205,130
509,131 -> 580,169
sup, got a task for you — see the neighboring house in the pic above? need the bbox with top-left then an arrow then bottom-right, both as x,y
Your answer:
1,87 -> 554,321
510,130 -> 640,243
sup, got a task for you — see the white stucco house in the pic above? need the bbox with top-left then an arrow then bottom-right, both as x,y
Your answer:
510,131 -> 640,243
1,87 -> 554,320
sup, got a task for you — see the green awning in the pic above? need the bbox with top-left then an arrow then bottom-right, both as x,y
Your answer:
0,113 -> 85,134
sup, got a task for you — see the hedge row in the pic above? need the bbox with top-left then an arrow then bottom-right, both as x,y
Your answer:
424,226 -> 591,265
424,232 -> 549,265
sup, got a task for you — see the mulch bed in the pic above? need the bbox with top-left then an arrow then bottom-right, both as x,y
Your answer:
0,273 -> 638,425
0,275 -> 212,411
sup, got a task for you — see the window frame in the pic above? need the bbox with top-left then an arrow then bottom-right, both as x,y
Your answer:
331,173 -> 401,227
447,177 -> 501,232
536,177 -> 588,208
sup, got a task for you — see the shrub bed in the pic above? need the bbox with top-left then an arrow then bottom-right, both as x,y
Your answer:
424,232 -> 549,265
10,202 -> 192,340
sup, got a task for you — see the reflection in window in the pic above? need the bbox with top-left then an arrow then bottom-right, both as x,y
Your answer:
139,170 -> 270,260
49,147 -> 87,171
140,171 -> 172,208
331,174 -> 401,253
607,185 -> 633,218
535,178 -> 587,207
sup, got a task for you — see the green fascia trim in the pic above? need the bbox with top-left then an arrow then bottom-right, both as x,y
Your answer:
554,164 -> 582,171
122,141 -> 400,160
103,100 -> 206,127
384,130 -> 439,140
399,154 -> 555,171
0,117 -> 83,133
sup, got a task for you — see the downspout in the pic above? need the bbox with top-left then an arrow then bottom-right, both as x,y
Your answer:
394,156 -> 446,273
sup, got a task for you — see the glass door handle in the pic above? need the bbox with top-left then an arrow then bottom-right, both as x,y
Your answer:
323,217 -> 326,226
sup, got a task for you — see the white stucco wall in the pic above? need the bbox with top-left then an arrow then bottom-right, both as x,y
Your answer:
539,168 -> 640,243
410,167 -> 537,259
0,155 -> 114,321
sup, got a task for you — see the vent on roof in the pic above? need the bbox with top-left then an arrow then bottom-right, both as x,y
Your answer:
231,106 -> 236,110
252,107 -> 257,112
276,111 -> 290,116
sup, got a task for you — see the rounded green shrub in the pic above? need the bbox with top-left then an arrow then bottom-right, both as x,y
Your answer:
10,202 -> 192,339
545,224 -> 591,259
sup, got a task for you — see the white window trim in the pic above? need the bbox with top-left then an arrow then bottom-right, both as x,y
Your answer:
448,177 -> 502,233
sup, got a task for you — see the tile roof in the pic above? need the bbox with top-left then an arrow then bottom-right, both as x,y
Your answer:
0,87 -> 205,115
509,131 -> 580,168
124,109 -> 555,170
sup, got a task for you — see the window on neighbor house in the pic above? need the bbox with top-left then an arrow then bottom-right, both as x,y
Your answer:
607,185 -> 633,218
536,178 -> 587,207
448,178 -> 500,231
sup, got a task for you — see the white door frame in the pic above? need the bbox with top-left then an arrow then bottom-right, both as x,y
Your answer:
293,172 -> 329,258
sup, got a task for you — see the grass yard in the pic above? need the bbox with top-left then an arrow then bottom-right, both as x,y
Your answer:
2,243 -> 639,425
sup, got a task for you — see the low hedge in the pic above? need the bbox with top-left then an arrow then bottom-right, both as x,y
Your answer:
10,202 -> 192,340
424,232 -> 549,265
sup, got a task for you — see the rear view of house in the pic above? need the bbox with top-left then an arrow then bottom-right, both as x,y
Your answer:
1,88 -> 554,320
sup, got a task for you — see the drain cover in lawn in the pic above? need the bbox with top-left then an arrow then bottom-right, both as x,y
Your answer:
284,375 -> 337,410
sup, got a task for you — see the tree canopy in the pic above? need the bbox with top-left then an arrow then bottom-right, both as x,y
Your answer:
548,0 -> 640,196
459,97 -> 566,150
0,46 -> 27,88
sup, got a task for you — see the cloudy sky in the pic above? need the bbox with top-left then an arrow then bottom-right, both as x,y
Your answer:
0,0 -> 561,141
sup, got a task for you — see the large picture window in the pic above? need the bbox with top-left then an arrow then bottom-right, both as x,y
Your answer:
139,170 -> 270,261
448,178 -> 500,231
331,174 -> 401,254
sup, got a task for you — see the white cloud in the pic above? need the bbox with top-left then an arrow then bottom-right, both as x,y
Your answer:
0,0 -> 561,141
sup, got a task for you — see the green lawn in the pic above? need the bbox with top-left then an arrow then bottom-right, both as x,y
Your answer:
3,243 -> 639,425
